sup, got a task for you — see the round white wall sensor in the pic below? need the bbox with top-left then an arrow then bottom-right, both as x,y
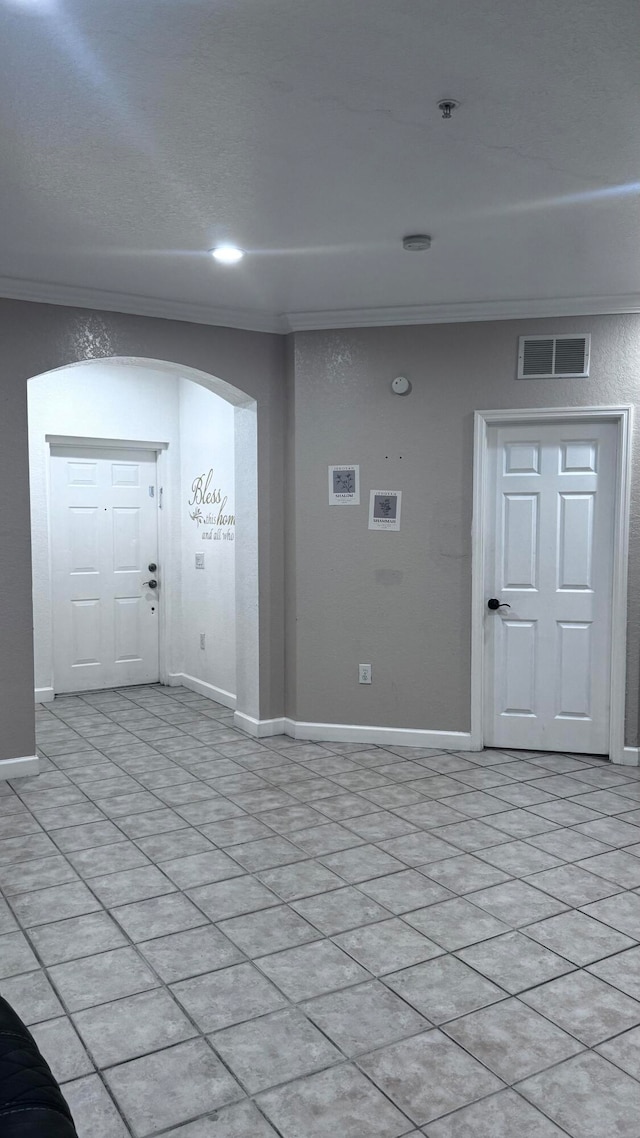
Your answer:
391,375 -> 411,395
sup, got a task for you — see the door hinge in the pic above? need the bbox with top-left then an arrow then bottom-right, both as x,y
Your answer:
149,485 -> 155,498
159,487 -> 163,509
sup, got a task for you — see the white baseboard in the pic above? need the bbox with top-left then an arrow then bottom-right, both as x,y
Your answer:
230,711 -> 640,762
0,755 -> 40,781
35,687 -> 54,704
234,713 -> 287,738
288,720 -> 476,749
167,673 -> 236,711
233,713 -> 475,750
614,746 -> 640,767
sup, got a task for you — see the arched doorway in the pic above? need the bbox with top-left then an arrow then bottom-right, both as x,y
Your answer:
27,356 -> 259,753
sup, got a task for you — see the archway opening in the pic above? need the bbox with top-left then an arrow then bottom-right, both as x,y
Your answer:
27,356 -> 259,730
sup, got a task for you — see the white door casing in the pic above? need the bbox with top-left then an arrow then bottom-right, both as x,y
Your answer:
472,407 -> 633,764
50,446 -> 160,693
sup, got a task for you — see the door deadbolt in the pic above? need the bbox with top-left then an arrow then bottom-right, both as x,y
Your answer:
148,563 -> 157,572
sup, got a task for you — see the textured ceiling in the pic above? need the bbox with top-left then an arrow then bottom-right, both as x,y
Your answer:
0,0 -> 638,330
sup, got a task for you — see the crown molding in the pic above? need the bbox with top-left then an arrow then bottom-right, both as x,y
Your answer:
0,275 -> 638,336
284,293 -> 640,331
0,275 -> 287,335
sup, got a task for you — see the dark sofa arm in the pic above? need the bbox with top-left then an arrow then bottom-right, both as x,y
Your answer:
0,996 -> 79,1138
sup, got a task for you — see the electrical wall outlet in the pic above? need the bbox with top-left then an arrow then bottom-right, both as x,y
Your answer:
200,633 -> 206,650
359,663 -> 372,684
195,552 -> 205,569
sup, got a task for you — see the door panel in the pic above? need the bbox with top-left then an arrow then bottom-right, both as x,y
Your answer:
501,620 -> 537,715
557,494 -> 593,589
67,460 -> 97,486
556,622 -> 591,719
505,441 -> 540,474
114,596 -> 144,663
502,494 -> 539,589
51,446 -> 159,693
484,421 -> 616,753
112,507 -> 141,572
70,598 -> 101,667
69,507 -> 99,573
561,440 -> 598,473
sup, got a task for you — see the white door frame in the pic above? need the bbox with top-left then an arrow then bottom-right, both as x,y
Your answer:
44,435 -> 167,695
471,406 -> 634,765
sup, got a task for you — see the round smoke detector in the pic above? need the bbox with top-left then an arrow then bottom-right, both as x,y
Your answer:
402,234 -> 432,252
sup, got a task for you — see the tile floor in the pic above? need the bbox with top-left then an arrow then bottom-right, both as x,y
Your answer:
2,687 -> 640,1136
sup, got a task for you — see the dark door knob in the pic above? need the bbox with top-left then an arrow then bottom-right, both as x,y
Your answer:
143,579 -> 158,589
488,598 -> 511,610
148,563 -> 157,572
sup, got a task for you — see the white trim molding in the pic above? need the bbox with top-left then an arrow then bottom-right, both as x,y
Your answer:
285,294 -> 640,332
0,755 -> 39,781
619,747 -> 640,767
0,275 -> 286,334
286,721 -> 475,749
234,713 -> 476,750
472,405 -> 634,766
1,274 -> 638,335
34,687 -> 54,704
46,435 -> 169,452
234,713 -> 287,738
168,673 -> 237,711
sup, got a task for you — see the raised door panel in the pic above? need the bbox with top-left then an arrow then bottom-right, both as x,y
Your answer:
68,507 -> 100,576
65,460 -> 98,486
114,597 -> 143,663
70,598 -> 101,668
502,494 -> 539,591
556,621 -> 592,720
111,462 -> 140,487
499,620 -> 537,717
557,493 -> 594,591
560,440 -> 598,473
504,442 -> 540,475
112,507 -> 142,574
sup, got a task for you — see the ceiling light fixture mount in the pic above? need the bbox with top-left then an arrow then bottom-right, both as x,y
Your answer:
437,99 -> 459,119
402,234 -> 432,252
210,244 -> 244,265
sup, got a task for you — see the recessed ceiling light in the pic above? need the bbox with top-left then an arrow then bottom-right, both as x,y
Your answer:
210,245 -> 244,265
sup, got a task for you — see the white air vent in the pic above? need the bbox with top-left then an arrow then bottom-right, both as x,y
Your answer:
517,334 -> 590,379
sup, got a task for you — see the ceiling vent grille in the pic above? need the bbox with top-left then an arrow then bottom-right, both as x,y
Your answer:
517,334 -> 590,379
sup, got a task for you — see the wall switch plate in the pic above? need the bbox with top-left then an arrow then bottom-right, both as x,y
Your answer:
195,552 -> 205,569
200,633 -> 206,650
359,664 -> 372,684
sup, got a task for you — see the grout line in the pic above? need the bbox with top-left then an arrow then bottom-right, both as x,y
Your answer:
6,684 -> 640,1136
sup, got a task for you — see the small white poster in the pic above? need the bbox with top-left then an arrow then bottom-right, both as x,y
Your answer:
328,464 -> 360,505
369,489 -> 402,531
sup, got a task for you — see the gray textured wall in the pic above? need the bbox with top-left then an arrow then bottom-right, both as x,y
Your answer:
288,314 -> 640,743
0,299 -> 284,763
1,299 -> 639,765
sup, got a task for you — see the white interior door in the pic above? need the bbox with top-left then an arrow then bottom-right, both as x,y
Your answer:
483,420 -> 616,754
50,446 -> 160,693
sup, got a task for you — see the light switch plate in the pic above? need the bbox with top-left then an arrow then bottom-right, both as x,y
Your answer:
195,552 -> 205,569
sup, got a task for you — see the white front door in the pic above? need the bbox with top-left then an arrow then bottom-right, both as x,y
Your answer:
483,420 -> 616,754
50,446 -> 160,693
